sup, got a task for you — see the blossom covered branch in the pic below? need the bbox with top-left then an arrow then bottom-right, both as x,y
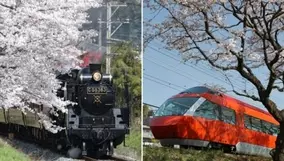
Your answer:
0,0 -> 101,133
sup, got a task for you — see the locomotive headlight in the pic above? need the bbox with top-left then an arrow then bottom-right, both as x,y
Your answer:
92,72 -> 102,81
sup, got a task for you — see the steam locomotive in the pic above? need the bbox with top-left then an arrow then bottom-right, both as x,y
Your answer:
0,52 -> 130,159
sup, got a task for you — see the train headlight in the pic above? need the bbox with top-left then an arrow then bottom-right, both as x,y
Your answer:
92,72 -> 102,81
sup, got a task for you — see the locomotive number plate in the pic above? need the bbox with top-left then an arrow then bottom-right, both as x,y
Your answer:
87,86 -> 107,94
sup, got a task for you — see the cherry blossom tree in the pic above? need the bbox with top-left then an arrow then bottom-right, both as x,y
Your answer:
0,0 -> 101,133
145,0 -> 284,160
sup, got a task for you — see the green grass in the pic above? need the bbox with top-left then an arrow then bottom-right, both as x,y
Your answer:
116,126 -> 141,160
124,127 -> 141,152
0,140 -> 30,161
143,146 -> 272,161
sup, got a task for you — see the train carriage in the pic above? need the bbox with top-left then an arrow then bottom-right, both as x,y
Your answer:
150,86 -> 279,157
0,51 -> 130,159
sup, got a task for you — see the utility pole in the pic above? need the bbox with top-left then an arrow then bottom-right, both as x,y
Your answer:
98,1 -> 129,74
98,12 -> 102,52
106,2 -> 112,74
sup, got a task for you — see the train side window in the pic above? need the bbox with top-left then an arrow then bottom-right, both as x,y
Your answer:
271,125 -> 280,136
251,117 -> 262,132
262,121 -> 273,135
220,107 -> 236,125
193,100 -> 220,120
244,115 -> 252,129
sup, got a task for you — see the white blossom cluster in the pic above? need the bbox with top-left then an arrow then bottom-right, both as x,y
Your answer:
0,0 -> 101,133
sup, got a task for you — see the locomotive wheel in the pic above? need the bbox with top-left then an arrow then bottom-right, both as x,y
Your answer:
89,142 -> 113,159
88,147 -> 106,159
67,147 -> 82,159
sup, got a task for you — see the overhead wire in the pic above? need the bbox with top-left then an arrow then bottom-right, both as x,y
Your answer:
89,3 -> 140,51
151,40 -> 246,86
150,40 -> 246,85
144,76 -> 181,92
152,41 -> 270,96
144,73 -> 187,90
145,42 -> 283,103
143,102 -> 160,109
146,45 -> 245,91
144,56 -> 204,85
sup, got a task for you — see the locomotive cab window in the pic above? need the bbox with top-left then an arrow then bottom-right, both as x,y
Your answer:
220,106 -> 236,125
193,100 -> 220,120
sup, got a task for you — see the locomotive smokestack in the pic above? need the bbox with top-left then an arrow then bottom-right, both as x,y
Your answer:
89,64 -> 101,73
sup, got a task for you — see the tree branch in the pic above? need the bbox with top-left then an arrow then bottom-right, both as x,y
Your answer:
223,72 -> 260,101
155,4 -> 236,71
233,90 -> 260,101
273,85 -> 284,92
0,3 -> 14,10
236,57 -> 265,92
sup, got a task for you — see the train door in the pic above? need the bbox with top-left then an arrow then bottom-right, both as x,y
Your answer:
236,108 -> 246,145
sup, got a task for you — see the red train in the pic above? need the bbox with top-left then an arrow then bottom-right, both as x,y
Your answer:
149,86 -> 279,157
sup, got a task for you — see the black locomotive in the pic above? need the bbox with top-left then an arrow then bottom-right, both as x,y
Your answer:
0,52 -> 130,159
56,55 -> 130,158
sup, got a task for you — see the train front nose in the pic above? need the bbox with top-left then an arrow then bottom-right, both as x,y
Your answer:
149,116 -> 184,139
149,96 -> 201,140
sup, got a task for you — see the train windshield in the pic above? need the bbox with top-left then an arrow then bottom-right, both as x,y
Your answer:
154,97 -> 199,116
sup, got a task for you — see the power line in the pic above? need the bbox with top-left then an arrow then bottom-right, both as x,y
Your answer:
147,45 -> 242,87
144,56 -> 204,85
112,33 -> 140,39
151,40 -> 231,76
153,40 -> 249,87
147,44 -> 245,90
146,43 -> 283,102
144,76 -> 181,91
144,73 -> 187,90
143,102 -> 159,108
151,40 -> 239,78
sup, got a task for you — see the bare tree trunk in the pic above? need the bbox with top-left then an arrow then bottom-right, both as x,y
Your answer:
272,123 -> 284,161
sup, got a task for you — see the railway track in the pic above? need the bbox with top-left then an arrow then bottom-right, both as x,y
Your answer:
0,133 -> 137,161
82,155 -> 135,161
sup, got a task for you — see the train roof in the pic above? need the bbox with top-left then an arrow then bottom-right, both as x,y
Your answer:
181,86 -> 272,117
221,92 -> 271,116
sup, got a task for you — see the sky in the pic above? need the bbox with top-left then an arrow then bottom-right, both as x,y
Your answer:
143,3 -> 283,111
